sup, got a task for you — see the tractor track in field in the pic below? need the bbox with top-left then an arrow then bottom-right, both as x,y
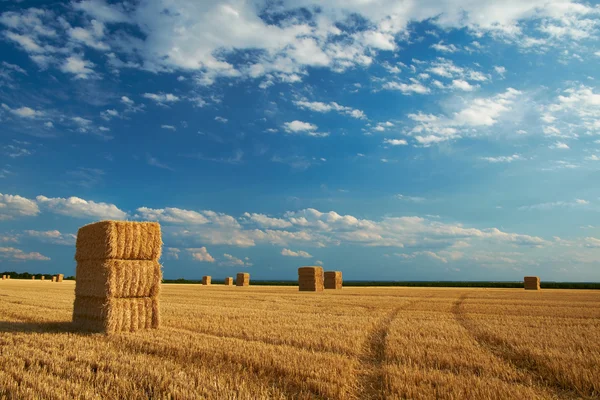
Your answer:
452,294 -> 591,400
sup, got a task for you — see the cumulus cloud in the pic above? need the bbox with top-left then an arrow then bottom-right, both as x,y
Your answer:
220,253 -> 252,267
0,193 -> 40,220
281,248 -> 312,258
293,100 -> 366,119
23,230 -> 76,245
142,93 -> 180,104
188,247 -> 215,262
383,138 -> 408,146
481,154 -> 523,163
60,55 -> 96,79
282,120 -> 328,137
0,246 -> 50,261
36,195 -> 127,219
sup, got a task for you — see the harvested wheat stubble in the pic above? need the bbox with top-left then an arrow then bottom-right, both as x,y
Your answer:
75,260 -> 161,298
202,276 -> 211,285
57,274 -> 64,283
324,271 -> 342,290
224,277 -> 233,286
298,266 -> 324,292
75,220 -> 162,261
236,273 -> 250,287
524,276 -> 541,290
72,296 -> 159,333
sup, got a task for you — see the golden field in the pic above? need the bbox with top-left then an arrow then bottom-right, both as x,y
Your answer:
1,280 -> 599,399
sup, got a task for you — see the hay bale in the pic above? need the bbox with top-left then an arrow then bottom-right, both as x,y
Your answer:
31,276 -> 35,280
73,220 -> 162,334
298,266 -> 324,292
72,296 -> 159,333
202,275 -> 211,285
236,272 -> 250,287
75,260 -> 162,298
52,276 -> 57,282
524,276 -> 541,290
324,271 -> 342,289
224,277 -> 233,286
57,274 -> 64,283
41,276 -> 45,281
6,275 -> 10,280
2,275 -> 5,280
75,221 -> 162,261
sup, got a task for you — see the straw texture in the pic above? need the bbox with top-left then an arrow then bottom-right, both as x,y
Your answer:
524,276 -> 541,290
324,271 -> 343,289
75,260 -> 162,298
202,276 -> 211,285
236,273 -> 250,287
75,221 -> 162,261
72,296 -> 159,333
298,266 -> 324,292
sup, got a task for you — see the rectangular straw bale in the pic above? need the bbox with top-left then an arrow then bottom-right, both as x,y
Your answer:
41,276 -> 45,281
224,277 -> 233,285
72,296 -> 159,333
524,276 -> 541,290
75,259 -> 161,298
31,276 -> 35,280
2,275 -> 5,280
57,274 -> 64,283
6,275 -> 9,280
202,275 -> 211,285
324,271 -> 342,289
75,221 -> 162,261
52,276 -> 56,282
236,272 -> 250,287
298,266 -> 324,292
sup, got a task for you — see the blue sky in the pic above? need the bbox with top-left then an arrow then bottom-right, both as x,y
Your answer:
1,0 -> 600,281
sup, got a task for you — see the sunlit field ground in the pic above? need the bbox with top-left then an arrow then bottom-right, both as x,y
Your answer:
1,281 -> 599,399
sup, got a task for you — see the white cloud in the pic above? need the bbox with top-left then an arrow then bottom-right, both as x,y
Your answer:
281,248 -> 312,258
36,195 -> 127,219
481,154 -> 523,163
431,41 -> 458,53
161,125 -> 177,131
384,139 -> 408,146
451,79 -> 477,91
384,79 -> 430,94
23,230 -> 76,245
293,100 -> 366,119
137,207 -> 209,224
283,120 -> 328,137
121,96 -> 134,105
0,193 -> 40,220
60,55 -> 96,79
188,247 -> 215,262
142,93 -> 180,104
101,109 -> 119,120
167,247 -> 180,259
214,116 -> 228,123
395,194 -> 426,202
220,253 -> 251,267
494,66 -> 507,76
519,199 -> 590,211
0,247 -> 50,261
584,237 -> 600,248
549,141 -> 570,149
242,212 -> 292,228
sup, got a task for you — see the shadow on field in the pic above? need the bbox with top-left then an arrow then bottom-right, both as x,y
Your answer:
0,320 -> 93,335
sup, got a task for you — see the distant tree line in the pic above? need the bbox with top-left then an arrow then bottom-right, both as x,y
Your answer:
1,271 -> 75,280
162,279 -> 600,289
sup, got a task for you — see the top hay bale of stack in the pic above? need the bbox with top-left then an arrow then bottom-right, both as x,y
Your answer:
75,221 -> 162,261
524,276 -> 541,290
202,275 -> 211,285
298,266 -> 324,292
224,277 -> 233,286
236,272 -> 250,287
324,271 -> 342,289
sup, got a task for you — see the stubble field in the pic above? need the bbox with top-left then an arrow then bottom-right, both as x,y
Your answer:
1,280 -> 599,399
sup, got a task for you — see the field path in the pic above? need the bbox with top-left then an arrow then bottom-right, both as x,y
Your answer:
354,306 -> 402,400
452,294 -> 589,400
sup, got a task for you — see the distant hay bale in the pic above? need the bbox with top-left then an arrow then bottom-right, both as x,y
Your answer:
324,271 -> 342,289
52,276 -> 57,282
524,276 -> 541,290
236,272 -> 250,287
202,276 -> 211,285
75,220 -> 162,261
72,220 -> 162,334
31,276 -> 35,280
298,266 -> 324,292
6,275 -> 10,280
57,274 -> 64,283
41,276 -> 45,281
2,275 -> 5,280
224,277 -> 233,286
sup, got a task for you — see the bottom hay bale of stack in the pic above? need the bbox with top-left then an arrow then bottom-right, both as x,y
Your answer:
236,272 -> 250,287
224,277 -> 233,286
324,271 -> 342,289
298,266 -> 324,292
524,276 -> 541,290
72,297 -> 160,333
202,276 -> 211,285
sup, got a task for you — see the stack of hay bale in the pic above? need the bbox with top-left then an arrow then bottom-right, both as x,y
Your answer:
324,271 -> 342,289
57,274 -> 64,283
224,277 -> 233,286
524,276 -> 541,290
298,266 -> 324,292
202,275 -> 211,285
73,221 -> 163,333
236,272 -> 250,287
